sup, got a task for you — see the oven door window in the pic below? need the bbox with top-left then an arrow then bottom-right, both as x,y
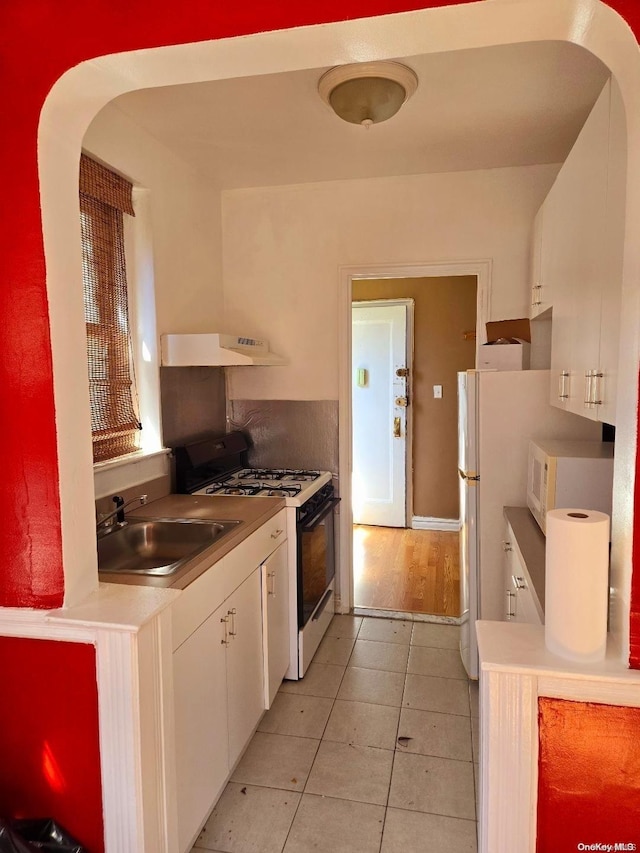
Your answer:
298,499 -> 336,627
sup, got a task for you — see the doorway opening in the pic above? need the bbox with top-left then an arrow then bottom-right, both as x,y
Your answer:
347,271 -> 479,619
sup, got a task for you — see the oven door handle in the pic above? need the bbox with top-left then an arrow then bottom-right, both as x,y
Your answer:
299,497 -> 340,532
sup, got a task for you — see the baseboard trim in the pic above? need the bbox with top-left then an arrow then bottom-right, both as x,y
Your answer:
412,516 -> 461,531
353,606 -> 462,625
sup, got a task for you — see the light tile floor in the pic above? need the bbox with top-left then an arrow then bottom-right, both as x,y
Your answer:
192,615 -> 479,853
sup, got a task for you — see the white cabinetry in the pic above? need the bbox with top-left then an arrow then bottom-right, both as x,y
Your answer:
503,514 -> 543,626
173,598 -> 230,853
172,510 -> 287,853
530,207 -> 549,317
261,541 -> 290,708
545,78 -> 625,424
225,570 -> 265,765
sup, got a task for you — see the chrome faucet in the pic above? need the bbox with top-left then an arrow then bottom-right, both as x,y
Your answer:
96,494 -> 148,536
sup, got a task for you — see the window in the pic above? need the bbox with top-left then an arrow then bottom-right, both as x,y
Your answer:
79,154 -> 142,463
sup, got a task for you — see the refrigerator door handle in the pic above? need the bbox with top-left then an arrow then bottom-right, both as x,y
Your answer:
458,468 -> 480,482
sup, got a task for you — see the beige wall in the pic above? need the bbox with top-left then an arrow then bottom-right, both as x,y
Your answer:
83,101 -> 224,335
222,164 -> 558,401
353,277 -> 476,520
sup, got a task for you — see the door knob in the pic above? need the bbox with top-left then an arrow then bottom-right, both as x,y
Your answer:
396,367 -> 409,378
395,397 -> 408,407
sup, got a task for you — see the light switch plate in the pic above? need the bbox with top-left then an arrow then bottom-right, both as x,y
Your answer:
433,385 -> 443,399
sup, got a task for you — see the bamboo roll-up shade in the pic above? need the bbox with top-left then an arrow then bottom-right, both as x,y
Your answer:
80,155 -> 140,463
80,153 -> 135,216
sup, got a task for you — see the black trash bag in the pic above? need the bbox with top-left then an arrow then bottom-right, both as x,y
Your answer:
8,821 -> 86,853
0,820 -> 37,853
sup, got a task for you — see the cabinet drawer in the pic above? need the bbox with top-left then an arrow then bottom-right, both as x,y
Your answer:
172,509 -> 288,651
229,508 -> 287,573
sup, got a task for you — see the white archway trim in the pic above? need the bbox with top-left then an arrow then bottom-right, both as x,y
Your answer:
338,259 -> 491,613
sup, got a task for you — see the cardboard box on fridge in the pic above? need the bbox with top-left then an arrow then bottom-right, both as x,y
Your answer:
479,339 -> 530,370
480,318 -> 531,370
486,318 -> 531,343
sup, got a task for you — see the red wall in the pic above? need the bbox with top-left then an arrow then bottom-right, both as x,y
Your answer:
537,697 -> 640,851
0,637 -> 104,853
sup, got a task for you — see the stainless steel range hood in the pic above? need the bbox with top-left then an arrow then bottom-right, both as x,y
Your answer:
160,333 -> 286,366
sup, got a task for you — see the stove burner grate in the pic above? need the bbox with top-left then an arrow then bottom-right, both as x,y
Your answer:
263,486 -> 303,497
238,468 -> 321,482
206,484 -> 263,496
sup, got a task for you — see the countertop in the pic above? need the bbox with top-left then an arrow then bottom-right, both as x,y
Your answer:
99,494 -> 286,591
503,505 -> 546,612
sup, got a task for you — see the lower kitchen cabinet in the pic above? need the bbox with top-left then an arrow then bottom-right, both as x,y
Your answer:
171,509 -> 288,853
226,569 -> 265,765
173,599 -> 229,853
503,513 -> 544,626
261,541 -> 290,708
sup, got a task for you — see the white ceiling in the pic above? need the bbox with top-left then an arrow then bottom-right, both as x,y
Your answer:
110,40 -> 609,190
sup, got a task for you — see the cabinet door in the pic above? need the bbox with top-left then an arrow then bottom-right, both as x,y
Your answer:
513,575 -> 542,625
530,207 -> 548,318
502,525 -> 516,621
545,176 -> 575,410
174,602 -> 229,853
597,78 -> 625,425
262,542 -> 290,708
565,82 -> 610,419
548,82 -> 610,419
226,569 -> 265,767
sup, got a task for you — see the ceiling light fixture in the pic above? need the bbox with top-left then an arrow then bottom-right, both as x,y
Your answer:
318,61 -> 418,129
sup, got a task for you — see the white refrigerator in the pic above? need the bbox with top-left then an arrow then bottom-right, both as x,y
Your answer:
457,369 -> 601,678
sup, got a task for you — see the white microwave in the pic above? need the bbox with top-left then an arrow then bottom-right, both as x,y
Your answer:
526,439 -> 615,534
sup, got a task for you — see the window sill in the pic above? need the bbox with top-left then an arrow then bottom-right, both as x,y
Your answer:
93,448 -> 171,499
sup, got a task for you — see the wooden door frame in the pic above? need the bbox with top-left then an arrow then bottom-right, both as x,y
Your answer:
338,260 -> 491,614
352,297 -> 415,528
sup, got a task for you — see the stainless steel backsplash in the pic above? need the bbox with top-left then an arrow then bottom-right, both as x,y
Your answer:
228,400 -> 338,474
161,366 -> 226,447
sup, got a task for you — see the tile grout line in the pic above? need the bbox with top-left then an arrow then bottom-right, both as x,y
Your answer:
376,621 -> 415,853
277,615 -> 364,852
198,616 -> 475,852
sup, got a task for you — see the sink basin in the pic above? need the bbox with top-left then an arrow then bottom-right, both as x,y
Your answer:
98,517 -> 241,576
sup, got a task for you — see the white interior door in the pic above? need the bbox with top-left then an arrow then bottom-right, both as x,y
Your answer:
352,302 -> 408,527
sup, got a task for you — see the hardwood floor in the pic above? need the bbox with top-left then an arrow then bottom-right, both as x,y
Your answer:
353,525 -> 461,617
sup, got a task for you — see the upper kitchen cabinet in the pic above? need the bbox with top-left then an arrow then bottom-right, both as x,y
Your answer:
529,206 -> 545,317
598,79 -> 626,426
530,201 -> 558,318
544,79 -> 625,424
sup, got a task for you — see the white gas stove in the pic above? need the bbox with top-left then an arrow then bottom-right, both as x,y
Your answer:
173,432 -> 337,679
192,468 -> 332,506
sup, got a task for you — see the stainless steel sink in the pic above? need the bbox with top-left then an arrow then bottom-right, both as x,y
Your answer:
97,517 -> 241,576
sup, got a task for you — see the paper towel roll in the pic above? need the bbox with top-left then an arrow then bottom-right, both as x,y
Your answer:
544,508 -> 610,663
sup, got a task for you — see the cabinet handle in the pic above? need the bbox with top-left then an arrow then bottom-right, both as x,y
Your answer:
502,540 -> 513,552
584,371 -> 594,407
271,529 -> 283,539
512,575 -> 527,591
268,570 -> 276,597
531,283 -> 542,306
591,371 -> 603,406
558,370 -> 569,400
220,615 -> 229,646
506,590 -> 516,620
228,607 -> 237,638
